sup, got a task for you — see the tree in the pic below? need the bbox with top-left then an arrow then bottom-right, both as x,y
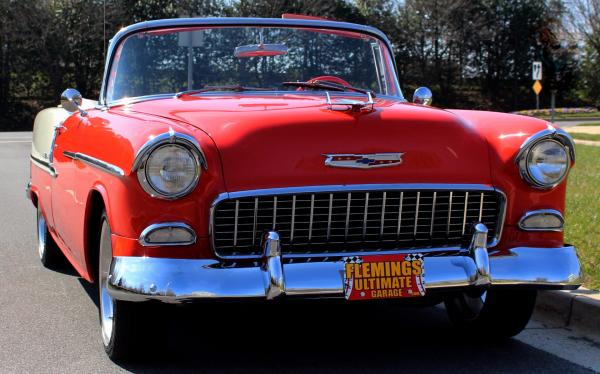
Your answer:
569,0 -> 600,106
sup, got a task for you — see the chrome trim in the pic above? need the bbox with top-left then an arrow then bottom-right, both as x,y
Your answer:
208,184 -> 508,259
107,245 -> 582,303
63,151 -> 124,177
515,126 -> 576,189
309,194 -> 315,242
397,191 -> 404,237
429,192 -> 437,236
262,231 -> 285,299
290,196 -> 297,243
412,87 -> 433,106
326,193 -> 333,240
379,191 -> 387,236
233,200 -> 239,247
362,192 -> 369,238
469,223 -> 490,286
132,128 -> 207,200
252,197 -> 258,246
413,191 -> 420,237
272,196 -> 278,230
323,152 -> 403,169
344,192 -> 352,240
446,192 -> 453,236
99,17 -> 403,106
325,91 -> 375,112
518,209 -> 564,232
138,222 -> 197,247
60,88 -> 88,117
461,192 -> 469,235
30,155 -> 57,177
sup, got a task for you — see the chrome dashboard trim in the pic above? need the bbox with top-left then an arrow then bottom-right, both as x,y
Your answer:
209,183 -> 507,259
63,151 -> 124,177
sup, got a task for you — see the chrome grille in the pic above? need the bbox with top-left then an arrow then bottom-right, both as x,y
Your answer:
211,187 -> 504,259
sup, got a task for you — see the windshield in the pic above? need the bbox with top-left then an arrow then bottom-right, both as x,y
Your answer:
106,26 -> 400,103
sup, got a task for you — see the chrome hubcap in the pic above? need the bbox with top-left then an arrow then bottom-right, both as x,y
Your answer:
37,209 -> 46,259
99,219 -> 115,347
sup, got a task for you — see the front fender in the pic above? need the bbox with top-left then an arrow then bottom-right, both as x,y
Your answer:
449,110 -> 570,252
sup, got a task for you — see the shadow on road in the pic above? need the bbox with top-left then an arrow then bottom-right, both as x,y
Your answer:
108,301 -> 591,373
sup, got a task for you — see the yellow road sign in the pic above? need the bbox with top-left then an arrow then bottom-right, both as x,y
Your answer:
533,80 -> 542,95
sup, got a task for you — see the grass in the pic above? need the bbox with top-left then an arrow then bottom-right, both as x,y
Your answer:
565,144 -> 600,290
570,133 -> 600,142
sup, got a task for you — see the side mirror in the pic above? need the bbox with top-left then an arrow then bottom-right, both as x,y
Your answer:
412,87 -> 433,106
61,88 -> 87,116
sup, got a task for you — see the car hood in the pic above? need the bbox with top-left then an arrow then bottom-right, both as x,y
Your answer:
126,95 -> 493,191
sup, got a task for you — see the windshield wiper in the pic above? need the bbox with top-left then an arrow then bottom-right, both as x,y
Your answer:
282,81 -> 376,97
175,85 -> 273,97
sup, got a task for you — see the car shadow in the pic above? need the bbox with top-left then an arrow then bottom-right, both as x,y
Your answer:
112,301 -> 590,374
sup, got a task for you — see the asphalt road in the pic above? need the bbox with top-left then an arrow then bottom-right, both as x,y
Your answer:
1,132 -> 598,373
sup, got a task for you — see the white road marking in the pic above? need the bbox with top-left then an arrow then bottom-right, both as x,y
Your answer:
0,140 -> 31,143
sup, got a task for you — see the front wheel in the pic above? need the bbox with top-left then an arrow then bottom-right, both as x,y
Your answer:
444,289 -> 537,339
98,211 -> 146,361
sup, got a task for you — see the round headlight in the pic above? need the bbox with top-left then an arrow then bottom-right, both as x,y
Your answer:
524,139 -> 569,187
139,144 -> 200,198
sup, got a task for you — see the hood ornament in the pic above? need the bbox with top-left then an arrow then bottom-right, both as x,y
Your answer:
323,153 -> 404,169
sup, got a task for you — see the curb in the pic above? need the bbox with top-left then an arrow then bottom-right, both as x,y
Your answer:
534,288 -> 600,340
548,117 -> 600,122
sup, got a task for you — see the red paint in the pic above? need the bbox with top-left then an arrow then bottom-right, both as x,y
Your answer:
29,94 -> 572,280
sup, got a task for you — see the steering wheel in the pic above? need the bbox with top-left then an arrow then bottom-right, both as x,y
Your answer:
296,75 -> 353,91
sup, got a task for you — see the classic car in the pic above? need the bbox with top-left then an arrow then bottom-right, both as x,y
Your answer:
27,16 -> 581,359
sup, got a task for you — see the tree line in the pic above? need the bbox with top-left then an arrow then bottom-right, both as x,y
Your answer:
0,0 -> 598,130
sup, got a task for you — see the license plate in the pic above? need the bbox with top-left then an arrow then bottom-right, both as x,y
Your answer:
342,254 -> 426,301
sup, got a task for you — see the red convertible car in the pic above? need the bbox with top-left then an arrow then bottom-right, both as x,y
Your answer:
28,16 -> 581,359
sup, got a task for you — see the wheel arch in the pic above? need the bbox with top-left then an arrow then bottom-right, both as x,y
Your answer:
83,185 -> 111,283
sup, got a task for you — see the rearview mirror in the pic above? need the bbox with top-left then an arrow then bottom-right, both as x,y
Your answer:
234,43 -> 288,58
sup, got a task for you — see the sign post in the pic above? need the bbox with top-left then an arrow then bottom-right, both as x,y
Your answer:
532,61 -> 542,109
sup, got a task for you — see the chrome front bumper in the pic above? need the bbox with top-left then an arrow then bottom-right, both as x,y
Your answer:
107,228 -> 582,303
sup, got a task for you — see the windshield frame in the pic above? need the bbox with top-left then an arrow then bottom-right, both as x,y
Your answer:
99,17 -> 404,107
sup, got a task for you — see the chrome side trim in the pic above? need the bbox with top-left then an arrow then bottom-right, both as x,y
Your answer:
30,155 -> 57,177
208,184 -> 508,259
63,151 -> 124,177
515,126 -> 576,189
518,209 -> 565,232
106,245 -> 582,303
138,222 -> 197,246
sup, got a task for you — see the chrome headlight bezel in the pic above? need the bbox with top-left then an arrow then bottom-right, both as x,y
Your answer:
133,129 -> 207,200
515,127 -> 575,190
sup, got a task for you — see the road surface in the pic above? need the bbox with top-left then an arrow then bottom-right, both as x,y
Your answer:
1,132 -> 598,373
